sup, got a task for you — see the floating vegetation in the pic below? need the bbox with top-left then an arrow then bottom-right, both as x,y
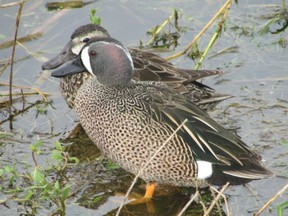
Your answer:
259,0 -> 288,34
46,1 -> 84,10
141,9 -> 184,50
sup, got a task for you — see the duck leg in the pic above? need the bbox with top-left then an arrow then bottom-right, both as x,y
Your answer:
129,181 -> 157,204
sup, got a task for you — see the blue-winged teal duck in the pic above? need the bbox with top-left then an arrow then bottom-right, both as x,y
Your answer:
51,37 -> 272,199
43,24 -> 231,110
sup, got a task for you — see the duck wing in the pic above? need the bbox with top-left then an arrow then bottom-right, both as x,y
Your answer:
135,83 -> 272,184
129,48 -> 222,84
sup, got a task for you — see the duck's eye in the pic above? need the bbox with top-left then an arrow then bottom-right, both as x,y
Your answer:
82,37 -> 90,43
89,50 -> 97,56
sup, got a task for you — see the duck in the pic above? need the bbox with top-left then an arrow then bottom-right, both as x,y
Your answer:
51,37 -> 272,200
43,23 -> 231,110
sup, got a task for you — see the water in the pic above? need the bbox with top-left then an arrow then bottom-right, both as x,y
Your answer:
0,0 -> 287,215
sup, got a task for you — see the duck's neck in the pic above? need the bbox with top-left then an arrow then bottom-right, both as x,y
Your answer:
90,76 -> 133,88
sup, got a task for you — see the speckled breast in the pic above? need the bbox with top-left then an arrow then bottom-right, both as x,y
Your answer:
74,78 -> 202,187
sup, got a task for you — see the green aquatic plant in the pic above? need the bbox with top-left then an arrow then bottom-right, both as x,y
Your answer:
90,9 -> 101,25
259,1 -> 288,35
142,9 -> 185,49
278,200 -> 288,216
0,140 -> 79,215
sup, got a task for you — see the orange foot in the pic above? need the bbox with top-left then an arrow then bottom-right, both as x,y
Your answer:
128,182 -> 157,205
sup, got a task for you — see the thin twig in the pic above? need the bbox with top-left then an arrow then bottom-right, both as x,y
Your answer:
1,82 -> 50,101
0,55 -> 30,67
0,32 -> 42,50
0,1 -> 21,8
165,0 -> 232,61
116,119 -> 188,216
177,190 -> 200,216
16,41 -> 42,61
195,0 -> 231,69
210,187 -> 223,216
21,88 -> 25,110
0,91 -> 50,98
0,57 -> 11,77
255,183 -> 288,216
204,182 -> 230,216
32,152 -> 38,167
9,0 -> 25,130
0,100 -> 43,126
210,185 -> 231,215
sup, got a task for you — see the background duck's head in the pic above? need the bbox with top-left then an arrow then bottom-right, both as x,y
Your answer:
42,24 -> 110,70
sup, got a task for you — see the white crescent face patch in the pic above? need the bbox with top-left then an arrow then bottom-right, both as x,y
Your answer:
81,46 -> 93,75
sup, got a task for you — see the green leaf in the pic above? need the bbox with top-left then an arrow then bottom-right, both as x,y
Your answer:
0,169 -> 4,177
4,164 -> 15,173
55,141 -> 62,151
61,186 -> 70,200
105,160 -> 119,170
24,190 -> 34,200
52,150 -> 63,161
28,185 -> 48,190
277,200 -> 288,216
90,9 -> 101,25
53,181 -> 60,194
279,139 -> 288,145
34,140 -> 44,148
68,157 -> 79,164
32,167 -> 46,186
30,140 -> 44,153
93,195 -> 103,203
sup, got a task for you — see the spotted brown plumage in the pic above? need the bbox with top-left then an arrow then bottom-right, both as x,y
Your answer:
51,37 -> 272,190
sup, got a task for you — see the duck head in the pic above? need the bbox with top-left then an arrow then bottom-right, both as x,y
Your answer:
42,24 -> 110,70
51,38 -> 134,87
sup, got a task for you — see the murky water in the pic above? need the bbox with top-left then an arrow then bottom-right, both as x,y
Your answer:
0,0 -> 287,215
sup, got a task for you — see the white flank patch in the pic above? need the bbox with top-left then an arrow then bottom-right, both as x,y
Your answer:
196,161 -> 213,179
81,46 -> 93,75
